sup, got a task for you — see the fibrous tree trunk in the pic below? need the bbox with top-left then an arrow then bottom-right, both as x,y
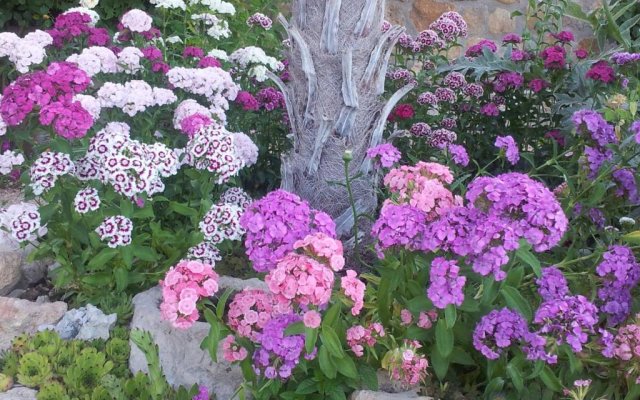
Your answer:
270,0 -> 413,236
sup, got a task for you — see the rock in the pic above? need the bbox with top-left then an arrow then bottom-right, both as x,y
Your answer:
7,289 -> 24,298
42,304 -> 116,340
350,391 -> 434,400
219,276 -> 267,292
129,286 -> 243,399
0,297 -> 67,351
0,247 -> 22,296
496,0 -> 519,4
35,296 -> 49,304
0,387 -> 37,400
411,0 -> 455,31
488,8 -> 517,35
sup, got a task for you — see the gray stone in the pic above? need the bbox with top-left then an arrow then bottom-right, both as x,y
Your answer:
219,276 -> 267,292
0,297 -> 67,351
41,304 -> 116,340
0,247 -> 22,296
350,390 -> 434,400
129,286 -> 243,399
0,387 -> 37,400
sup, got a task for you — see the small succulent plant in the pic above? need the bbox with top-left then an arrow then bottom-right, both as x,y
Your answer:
16,352 -> 52,388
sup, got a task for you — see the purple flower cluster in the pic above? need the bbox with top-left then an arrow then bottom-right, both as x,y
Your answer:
465,39 -> 497,57
494,135 -> 519,165
371,204 -> 427,256
427,257 -> 466,309
427,128 -> 457,149
480,103 -> 499,117
586,61 -> 616,84
443,72 -> 467,89
256,87 -> 285,111
463,83 -> 484,98
1,62 -> 92,138
536,267 -> 569,301
612,168 -> 639,204
410,122 -> 431,137
540,46 -> 566,69
367,143 -> 402,168
240,190 -> 336,272
611,52 -> 640,65
47,12 -> 93,47
596,245 -> 640,325
572,110 -> 617,178
473,308 -> 553,362
192,386 -> 209,400
493,72 -> 524,93
435,87 -> 456,103
253,314 -> 305,380
447,144 -> 469,166
235,91 -> 260,111
534,295 -> 598,352
417,92 -> 438,106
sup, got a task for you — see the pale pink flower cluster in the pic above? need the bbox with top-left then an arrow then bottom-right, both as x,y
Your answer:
191,13 -> 231,40
199,203 -> 245,244
341,270 -> 365,316
383,162 -> 458,221
97,80 -> 177,116
76,122 -> 179,197
227,288 -> 291,340
73,94 -> 102,120
222,335 -> 248,362
293,232 -> 345,272
219,187 -> 252,210
0,95 -> 6,136
121,9 -> 153,33
29,152 -> 75,195
231,132 -> 259,167
185,124 -> 245,184
417,310 -> 438,329
0,30 -> 52,73
266,253 -> 335,308
400,309 -> 413,326
346,323 -> 385,357
166,67 -> 239,121
186,241 -> 222,266
303,310 -> 322,328
74,187 -> 101,214
385,341 -> 429,387
0,150 -> 24,174
0,202 -> 46,245
173,99 -> 213,130
229,46 -> 284,82
66,46 -> 118,76
160,260 -> 220,329
96,215 -> 133,247
116,47 -> 144,74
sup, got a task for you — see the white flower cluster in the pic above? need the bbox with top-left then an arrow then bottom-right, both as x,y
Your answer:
173,99 -> 213,130
0,95 -> 5,136
117,47 -> 145,74
66,46 -> 118,76
63,7 -> 100,25
166,67 -> 239,121
74,187 -> 101,214
231,132 -> 258,167
199,203 -> 244,244
30,152 -> 75,196
219,187 -> 252,210
0,150 -> 24,175
0,30 -> 53,73
73,94 -> 102,120
185,124 -> 244,184
96,215 -> 133,248
187,241 -> 222,265
76,122 -> 179,197
121,9 -> 153,33
207,49 -> 228,61
0,203 -> 47,245
229,46 -> 284,82
97,80 -> 177,117
191,13 -> 231,39
79,0 -> 99,10
150,0 -> 187,10
191,0 -> 236,14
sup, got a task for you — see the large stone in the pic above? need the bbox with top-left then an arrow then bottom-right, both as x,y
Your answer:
0,387 -> 37,400
488,8 -> 517,35
350,391 -> 434,400
219,276 -> 267,292
40,304 -> 117,340
0,297 -> 67,351
411,0 -> 455,31
129,286 -> 243,399
0,247 -> 22,296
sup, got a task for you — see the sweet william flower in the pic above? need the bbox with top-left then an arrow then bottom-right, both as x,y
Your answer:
303,310 -> 321,328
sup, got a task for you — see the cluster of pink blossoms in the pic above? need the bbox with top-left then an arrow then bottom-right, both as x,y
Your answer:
222,335 -> 248,362
227,289 -> 292,340
366,143 -> 402,169
246,13 -> 272,30
95,215 -> 133,248
385,340 -> 429,387
341,270 -> 366,316
160,260 -> 220,329
346,323 -> 386,357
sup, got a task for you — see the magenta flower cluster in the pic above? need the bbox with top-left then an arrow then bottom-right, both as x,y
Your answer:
366,143 -> 401,168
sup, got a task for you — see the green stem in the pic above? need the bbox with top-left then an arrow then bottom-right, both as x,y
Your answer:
343,157 -> 360,260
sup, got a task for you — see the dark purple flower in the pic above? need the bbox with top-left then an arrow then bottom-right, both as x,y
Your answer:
586,61 -> 616,84
465,39 -> 497,57
540,46 -> 566,69
502,33 -> 522,44
551,30 -> 574,43
575,48 -> 589,59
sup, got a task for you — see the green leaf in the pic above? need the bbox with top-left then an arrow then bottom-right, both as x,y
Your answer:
435,319 -> 454,357
284,321 -> 305,336
359,365 -> 379,390
169,201 -> 198,217
305,326 -> 318,355
88,247 -> 119,270
131,245 -> 158,262
321,326 -> 345,359
335,355 -> 358,379
485,377 -> 505,396
507,363 -> 524,393
430,345 -> 449,381
445,305 -> 457,328
622,231 -> 640,245
318,346 -> 337,379
450,348 -> 475,366
516,244 -> 541,277
202,309 -> 222,362
322,302 -> 341,329
216,288 -> 233,320
114,267 -> 129,292
295,379 -> 319,395
540,367 -> 563,392
501,286 -> 533,321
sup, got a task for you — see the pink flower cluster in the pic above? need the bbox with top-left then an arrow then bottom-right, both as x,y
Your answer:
247,13 -> 272,30
222,335 -> 248,362
427,257 -> 466,309
227,288 -> 291,340
95,215 -> 133,248
346,323 -> 385,357
366,143 -> 402,168
160,260 -> 220,329
341,270 -> 365,316
293,232 -> 345,272
385,341 -> 429,387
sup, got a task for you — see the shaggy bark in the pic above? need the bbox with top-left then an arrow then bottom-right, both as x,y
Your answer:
273,0 -> 412,236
